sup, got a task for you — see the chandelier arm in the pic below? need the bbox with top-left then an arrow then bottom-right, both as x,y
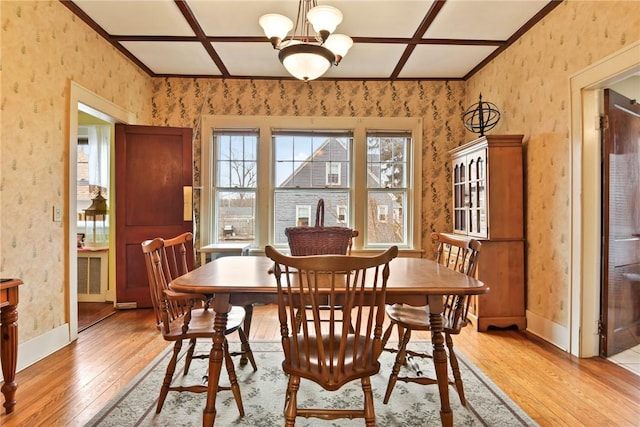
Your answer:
290,0 -> 303,42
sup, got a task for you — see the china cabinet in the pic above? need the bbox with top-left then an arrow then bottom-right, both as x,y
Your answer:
448,134 -> 526,331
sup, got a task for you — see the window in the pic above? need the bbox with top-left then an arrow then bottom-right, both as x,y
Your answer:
326,162 -> 341,185
393,207 -> 402,222
377,205 -> 389,223
273,129 -> 351,244
77,125 -> 111,246
201,116 -> 422,252
337,205 -> 347,223
213,130 -> 257,243
296,205 -> 311,226
366,131 -> 410,244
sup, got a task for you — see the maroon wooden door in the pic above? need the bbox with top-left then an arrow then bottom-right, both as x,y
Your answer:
601,89 -> 640,356
115,124 -> 193,308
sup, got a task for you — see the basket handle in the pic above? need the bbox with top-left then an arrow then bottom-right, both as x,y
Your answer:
315,199 -> 325,227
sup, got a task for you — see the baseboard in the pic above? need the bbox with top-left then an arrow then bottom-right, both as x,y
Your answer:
526,310 -> 570,352
115,302 -> 137,309
0,324 -> 71,381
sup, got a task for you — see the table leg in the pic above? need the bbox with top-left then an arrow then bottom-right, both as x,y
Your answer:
1,300 -> 18,414
428,295 -> 452,427
202,294 -> 231,427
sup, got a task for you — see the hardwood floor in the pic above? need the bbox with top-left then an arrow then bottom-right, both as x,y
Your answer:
1,305 -> 639,427
77,302 -> 116,332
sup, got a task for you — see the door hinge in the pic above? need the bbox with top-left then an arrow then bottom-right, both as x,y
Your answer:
599,115 -> 609,130
597,318 -> 605,335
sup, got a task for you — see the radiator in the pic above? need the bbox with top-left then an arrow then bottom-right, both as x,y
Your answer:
77,250 -> 108,302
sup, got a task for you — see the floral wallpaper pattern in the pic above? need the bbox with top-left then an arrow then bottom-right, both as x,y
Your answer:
0,1 -> 153,342
0,0 -> 638,346
465,1 -> 640,326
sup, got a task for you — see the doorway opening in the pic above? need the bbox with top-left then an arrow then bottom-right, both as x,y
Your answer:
76,114 -> 115,331
68,81 -> 134,340
569,42 -> 640,364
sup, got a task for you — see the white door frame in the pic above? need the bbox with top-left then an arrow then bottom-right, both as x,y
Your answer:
569,41 -> 640,357
68,82 -> 135,341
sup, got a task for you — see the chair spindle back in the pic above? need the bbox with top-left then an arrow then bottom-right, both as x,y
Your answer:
266,245 -> 398,390
432,232 -> 482,331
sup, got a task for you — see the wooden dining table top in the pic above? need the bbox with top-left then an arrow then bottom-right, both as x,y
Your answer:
171,255 -> 489,300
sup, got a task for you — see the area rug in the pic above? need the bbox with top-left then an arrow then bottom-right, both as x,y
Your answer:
86,341 -> 537,426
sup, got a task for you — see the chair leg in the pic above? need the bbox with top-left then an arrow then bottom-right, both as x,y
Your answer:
383,327 -> 412,404
239,304 -> 254,365
157,339 -> 182,413
183,337 -> 197,375
284,375 -> 300,427
294,308 -> 303,332
445,333 -> 466,406
223,339 -> 245,417
361,376 -> 376,426
237,327 -> 257,371
381,320 -> 406,363
381,320 -> 395,350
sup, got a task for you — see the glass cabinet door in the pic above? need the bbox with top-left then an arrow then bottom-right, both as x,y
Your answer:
468,150 -> 487,237
451,148 -> 487,238
452,159 -> 467,233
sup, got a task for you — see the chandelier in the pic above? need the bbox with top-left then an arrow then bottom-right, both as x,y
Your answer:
259,0 -> 353,81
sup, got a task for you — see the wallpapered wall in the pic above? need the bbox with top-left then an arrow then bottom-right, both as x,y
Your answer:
465,1 -> 640,326
0,1 -> 153,343
149,78 -> 467,256
0,0 -> 638,349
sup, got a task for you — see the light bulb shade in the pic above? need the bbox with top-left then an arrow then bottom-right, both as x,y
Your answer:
324,34 -> 353,58
307,5 -> 343,35
259,13 -> 293,42
84,191 -> 108,216
279,44 -> 335,81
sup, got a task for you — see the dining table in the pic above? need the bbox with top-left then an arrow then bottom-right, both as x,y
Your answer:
170,254 -> 489,427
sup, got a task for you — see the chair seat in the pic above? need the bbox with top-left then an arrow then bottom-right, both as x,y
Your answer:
385,303 -> 467,333
163,305 -> 246,340
284,334 -> 381,391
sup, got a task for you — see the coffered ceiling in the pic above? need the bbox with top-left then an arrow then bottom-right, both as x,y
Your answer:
63,0 -> 560,81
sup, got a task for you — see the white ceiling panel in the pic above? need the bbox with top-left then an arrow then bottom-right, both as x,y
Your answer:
331,1 -> 436,38
324,43 -> 407,79
120,41 -> 222,75
73,0 -> 194,36
399,44 -> 499,79
213,42 -> 291,77
424,0 -> 550,40
64,0 -> 560,80
189,1 -> 301,37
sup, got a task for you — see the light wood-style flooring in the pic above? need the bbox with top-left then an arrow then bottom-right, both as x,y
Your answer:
1,305 -> 639,426
77,302 -> 116,332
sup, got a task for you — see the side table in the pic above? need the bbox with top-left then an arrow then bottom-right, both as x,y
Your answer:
199,243 -> 250,266
1,278 -> 21,414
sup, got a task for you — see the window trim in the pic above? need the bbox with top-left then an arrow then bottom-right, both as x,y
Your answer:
201,116 -> 422,254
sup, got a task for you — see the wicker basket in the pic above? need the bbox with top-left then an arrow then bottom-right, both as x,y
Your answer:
285,199 -> 353,256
